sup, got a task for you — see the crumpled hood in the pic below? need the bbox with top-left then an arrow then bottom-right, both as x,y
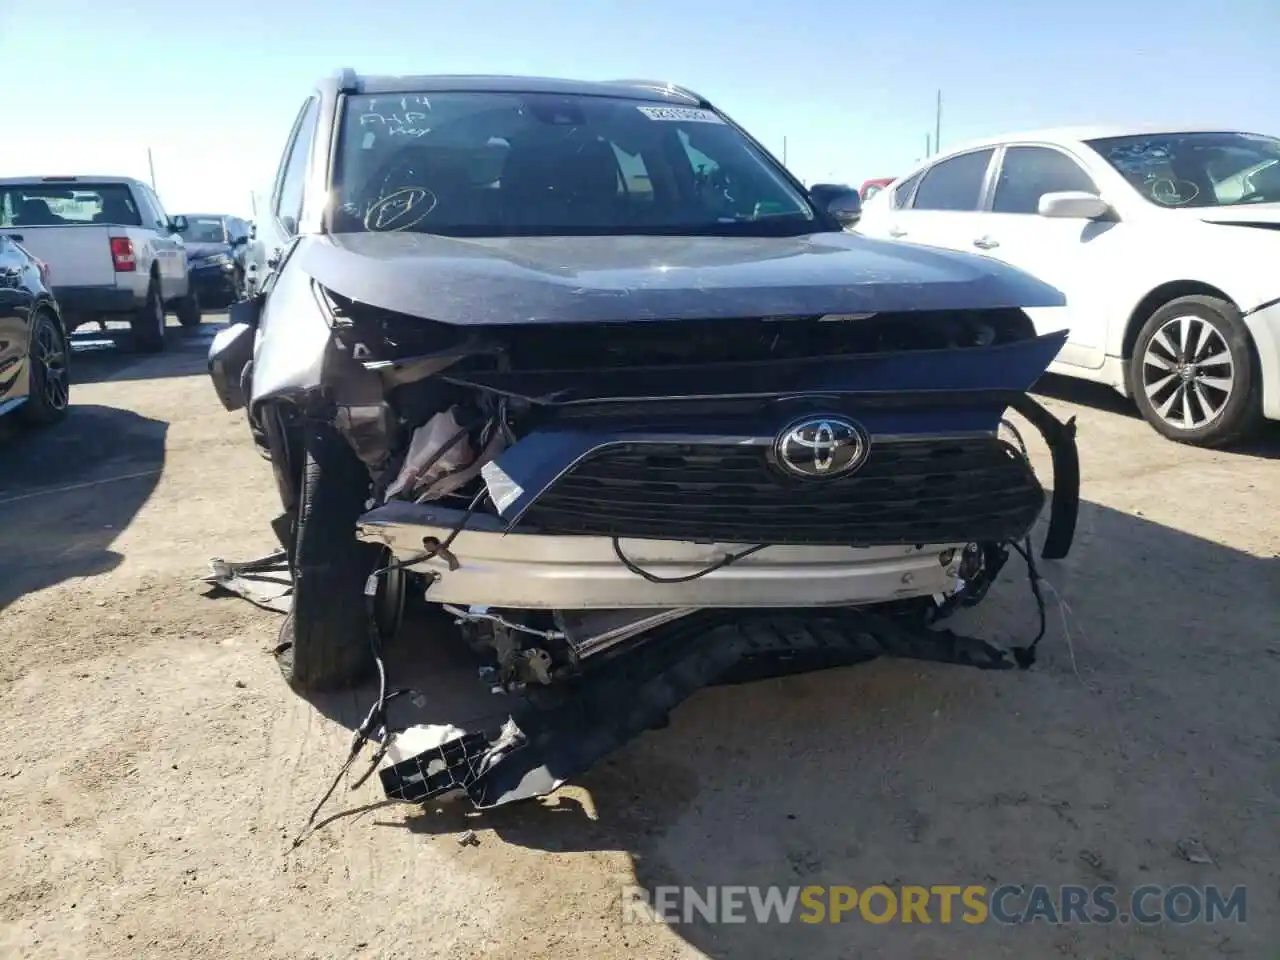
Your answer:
298,231 -> 1066,326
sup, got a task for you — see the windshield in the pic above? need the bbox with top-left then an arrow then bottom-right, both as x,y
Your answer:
1086,131 -> 1280,208
331,91 -> 818,236
0,183 -> 142,227
179,217 -> 228,243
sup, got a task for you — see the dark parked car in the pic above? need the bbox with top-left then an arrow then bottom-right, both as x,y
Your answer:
176,213 -> 253,307
0,232 -> 69,424
209,71 -> 1080,811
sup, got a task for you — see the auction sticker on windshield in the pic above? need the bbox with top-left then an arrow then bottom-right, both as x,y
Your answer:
636,106 -> 724,123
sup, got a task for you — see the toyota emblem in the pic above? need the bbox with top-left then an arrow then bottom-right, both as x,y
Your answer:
773,416 -> 870,479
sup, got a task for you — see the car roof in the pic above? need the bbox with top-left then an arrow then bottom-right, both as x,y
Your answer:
942,124 -> 1272,155
0,175 -> 148,187
336,71 -> 706,106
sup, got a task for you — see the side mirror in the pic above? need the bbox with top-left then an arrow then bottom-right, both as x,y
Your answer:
1038,191 -> 1112,220
169,214 -> 189,233
230,234 -> 248,247
824,190 -> 863,228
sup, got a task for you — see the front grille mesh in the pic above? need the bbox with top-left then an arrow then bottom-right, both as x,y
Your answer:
518,437 -> 1044,546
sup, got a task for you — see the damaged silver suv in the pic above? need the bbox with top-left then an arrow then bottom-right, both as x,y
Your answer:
209,71 -> 1080,810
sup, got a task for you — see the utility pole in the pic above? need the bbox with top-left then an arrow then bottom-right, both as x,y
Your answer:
782,136 -> 788,166
926,134 -> 932,158
934,89 -> 942,154
147,148 -> 157,190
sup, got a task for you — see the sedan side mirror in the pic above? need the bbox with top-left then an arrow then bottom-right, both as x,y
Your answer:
1038,191 -> 1112,220
169,214 -> 189,233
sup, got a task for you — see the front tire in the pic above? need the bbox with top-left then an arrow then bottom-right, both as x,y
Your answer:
176,285 -> 202,328
275,423 -> 383,693
131,278 -> 167,353
1129,295 -> 1262,447
18,311 -> 71,426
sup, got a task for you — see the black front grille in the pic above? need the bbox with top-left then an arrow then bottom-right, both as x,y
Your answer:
519,437 -> 1044,546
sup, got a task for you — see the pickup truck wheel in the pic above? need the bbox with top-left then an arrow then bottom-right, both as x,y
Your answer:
1129,295 -> 1262,447
275,423 -> 382,693
19,311 -> 71,426
132,279 -> 167,353
176,286 -> 202,328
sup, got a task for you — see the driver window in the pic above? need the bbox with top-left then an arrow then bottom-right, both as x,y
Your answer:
275,97 -> 320,235
992,146 -> 1098,215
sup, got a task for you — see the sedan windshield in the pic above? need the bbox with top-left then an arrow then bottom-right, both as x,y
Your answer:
331,91 -> 818,236
1086,131 -> 1280,208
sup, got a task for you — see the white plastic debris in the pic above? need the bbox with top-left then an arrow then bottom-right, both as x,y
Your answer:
383,723 -> 469,768
384,408 -> 474,500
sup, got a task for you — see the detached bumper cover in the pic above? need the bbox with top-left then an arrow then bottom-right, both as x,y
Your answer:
379,607 -> 1031,810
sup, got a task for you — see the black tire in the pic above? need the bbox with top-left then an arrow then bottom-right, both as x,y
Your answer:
1129,295 -> 1263,447
275,423 -> 382,693
176,284 -> 202,328
131,277 -> 167,353
18,310 -> 71,426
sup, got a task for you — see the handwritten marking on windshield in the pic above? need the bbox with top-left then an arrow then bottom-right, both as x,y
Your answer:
360,111 -> 431,137
364,187 -> 437,232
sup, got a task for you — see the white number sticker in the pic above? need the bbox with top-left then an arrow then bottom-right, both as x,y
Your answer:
636,106 -> 724,124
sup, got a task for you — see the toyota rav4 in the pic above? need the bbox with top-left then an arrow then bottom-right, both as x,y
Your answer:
208,71 -> 1079,810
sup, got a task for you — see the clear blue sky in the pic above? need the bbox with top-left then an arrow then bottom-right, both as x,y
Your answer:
1,0 -> 1274,219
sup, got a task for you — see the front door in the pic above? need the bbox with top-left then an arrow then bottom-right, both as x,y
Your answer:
966,145 -> 1117,369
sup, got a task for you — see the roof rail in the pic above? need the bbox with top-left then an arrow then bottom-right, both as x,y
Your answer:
335,68 -> 359,93
608,79 -> 707,106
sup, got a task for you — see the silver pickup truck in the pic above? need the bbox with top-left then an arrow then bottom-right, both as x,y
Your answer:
0,175 -> 202,352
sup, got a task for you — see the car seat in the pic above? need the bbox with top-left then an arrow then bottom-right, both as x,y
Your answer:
14,197 -> 60,226
500,133 -> 623,227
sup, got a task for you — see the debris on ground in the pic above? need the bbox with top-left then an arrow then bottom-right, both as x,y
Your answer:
1176,838 -> 1216,865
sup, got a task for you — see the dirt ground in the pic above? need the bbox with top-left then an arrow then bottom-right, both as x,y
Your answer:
1,314 -> 1277,960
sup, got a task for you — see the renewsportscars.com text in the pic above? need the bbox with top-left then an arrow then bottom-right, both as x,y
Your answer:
622,884 -> 1248,926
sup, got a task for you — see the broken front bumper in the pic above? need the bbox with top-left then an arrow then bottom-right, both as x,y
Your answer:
356,500 -> 965,608
368,397 -> 1080,812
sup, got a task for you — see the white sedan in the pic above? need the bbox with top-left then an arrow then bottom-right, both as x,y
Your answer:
857,125 -> 1279,447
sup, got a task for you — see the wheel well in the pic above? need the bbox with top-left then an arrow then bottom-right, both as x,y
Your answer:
1122,280 -> 1234,359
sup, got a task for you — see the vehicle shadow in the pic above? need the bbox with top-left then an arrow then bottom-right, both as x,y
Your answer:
68,316 -> 227,386
0,403 -> 167,612
1034,373 -> 1280,459
298,496 -> 1279,955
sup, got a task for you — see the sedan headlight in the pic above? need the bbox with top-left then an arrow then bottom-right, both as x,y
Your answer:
192,253 -> 234,268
